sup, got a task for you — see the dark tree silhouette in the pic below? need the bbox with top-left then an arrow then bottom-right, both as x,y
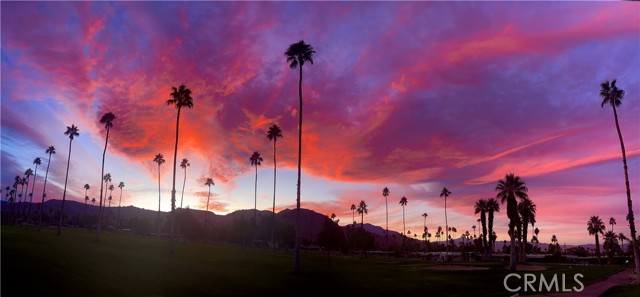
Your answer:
57,124 -> 79,235
357,200 -> 368,229
440,187 -> 451,257
101,173 -> 112,222
587,215 -> 606,265
399,196 -> 408,236
204,178 -> 214,231
117,182 -> 125,225
21,168 -> 33,220
179,158 -> 190,209
474,199 -> 488,254
383,187 -> 390,243
609,217 -> 616,232
95,112 -> 115,241
486,198 -> 500,254
496,173 -> 528,272
154,153 -> 165,239
350,203 -> 356,225
267,124 -> 283,250
285,40 -> 315,273
599,79 -> 639,272
166,84 -> 194,254
27,158 -> 41,221
249,151 -> 263,244
83,184 -> 90,216
39,146 -> 55,229
518,198 -> 536,262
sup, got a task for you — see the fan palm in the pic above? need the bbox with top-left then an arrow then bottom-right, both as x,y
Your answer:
587,215 -> 606,265
117,182 -> 125,225
496,173 -> 528,272
204,178 -> 214,231
474,199 -> 488,253
250,151 -> 263,243
399,196 -> 408,236
440,187 -> 451,256
83,184 -> 90,216
154,153 -> 165,239
383,187 -> 390,242
518,197 -> 536,262
39,146 -> 55,229
179,158 -> 190,209
609,217 -> 616,232
95,112 -> 115,241
21,169 -> 33,220
267,124 -> 283,250
101,173 -> 112,221
27,158 -> 41,221
486,198 -> 500,254
350,204 -> 356,226
57,124 -> 79,235
285,40 -> 315,273
357,200 -> 368,229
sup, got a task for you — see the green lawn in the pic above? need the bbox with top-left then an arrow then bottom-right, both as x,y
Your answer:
1,226 -> 621,296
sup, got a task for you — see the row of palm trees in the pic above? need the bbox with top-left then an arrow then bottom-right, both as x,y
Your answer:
587,215 -> 632,265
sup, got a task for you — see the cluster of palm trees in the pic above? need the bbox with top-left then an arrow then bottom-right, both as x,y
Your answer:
587,215 -> 630,265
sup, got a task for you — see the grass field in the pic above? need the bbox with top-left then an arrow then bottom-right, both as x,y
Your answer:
2,226 -> 621,296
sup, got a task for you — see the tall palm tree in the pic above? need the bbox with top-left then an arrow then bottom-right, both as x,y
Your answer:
166,84 -> 194,253
39,146 -> 55,229
382,187 -> 390,242
117,182 -> 125,226
609,217 -> 616,232
153,153 -> 165,239
350,204 -> 356,225
285,40 -> 315,273
204,178 -> 214,231
83,184 -> 90,216
101,173 -> 112,221
422,212 -> 428,233
357,200 -> 368,229
518,198 -> 536,262
474,199 -> 488,253
267,124 -> 283,250
22,169 -> 33,220
587,215 -> 606,265
486,198 -> 500,254
440,187 -> 451,256
250,151 -> 263,245
599,79 -> 639,272
179,158 -> 190,209
399,196 -> 408,236
27,157 -> 41,221
57,124 -> 79,235
95,111 -> 115,241
496,173 -> 528,272
107,184 -> 114,224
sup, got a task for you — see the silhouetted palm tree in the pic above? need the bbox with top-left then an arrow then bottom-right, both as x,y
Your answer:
383,187 -> 390,242
204,178 -> 214,231
107,185 -> 114,224
57,124 -> 79,235
96,112 -> 115,241
600,79 -> 639,271
27,157 -> 41,221
83,184 -> 90,216
117,182 -> 124,226
534,227 -> 540,250
285,40 -> 315,273
166,84 -> 194,253
609,217 -> 616,232
357,200 -> 368,229
250,151 -> 263,245
179,158 -> 190,209
496,173 -> 528,272
39,146 -> 55,229
486,198 -> 500,254
440,187 -> 451,256
101,173 -> 112,221
22,168 -> 33,220
267,124 -> 283,250
399,196 -> 408,236
619,233 -> 628,255
91,197 -> 96,215
474,199 -> 488,253
518,198 -> 536,262
154,153 -> 165,239
350,204 -> 356,225
422,212 -> 428,233
588,215 -> 605,265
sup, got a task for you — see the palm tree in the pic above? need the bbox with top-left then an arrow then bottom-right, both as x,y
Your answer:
153,153 -> 165,239
609,217 -> 616,232
285,40 -> 315,273
250,151 -> 263,243
57,124 -> 79,235
474,199 -> 488,254
22,168 -> 33,220
357,200 -> 368,229
534,227 -> 540,250
83,184 -> 90,216
204,178 -> 214,231
267,124 -> 283,250
101,173 -> 112,221
179,158 -> 190,209
382,187 -> 390,242
399,196 -> 408,236
440,187 -> 451,256
599,79 -> 639,272
486,198 -> 500,254
39,146 -> 55,229
422,212 -> 428,233
91,197 -> 96,215
107,186 -> 114,224
117,182 -> 125,226
350,204 -> 356,225
496,173 -> 528,272
518,198 -> 537,262
619,233 -> 628,255
27,157 -> 41,221
95,111 -> 115,241
587,215 -> 606,265
166,84 -> 194,253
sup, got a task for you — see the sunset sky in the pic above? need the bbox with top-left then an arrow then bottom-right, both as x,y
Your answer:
1,1 -> 639,245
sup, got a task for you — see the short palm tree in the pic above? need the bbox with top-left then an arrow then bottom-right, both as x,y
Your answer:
117,182 -> 125,225
383,187 -> 390,241
518,198 -> 536,262
39,146 -> 55,229
107,186 -> 114,224
357,200 -> 368,229
534,227 -> 540,250
486,198 -> 500,254
22,169 -> 33,220
28,157 -> 41,221
440,187 -> 451,255
350,204 -> 356,225
83,184 -> 90,216
496,173 -> 528,272
399,196 -> 408,235
587,215 -> 606,265
609,217 -> 616,232
95,112 -> 115,241
285,40 -> 315,273
101,173 -> 112,221
57,124 -> 79,235
153,153 -> 165,239
474,199 -> 488,253
179,158 -> 190,209
204,178 -> 214,231
619,233 -> 628,255
599,79 -> 639,271
250,151 -> 263,243
267,124 -> 283,250
166,84 -> 194,253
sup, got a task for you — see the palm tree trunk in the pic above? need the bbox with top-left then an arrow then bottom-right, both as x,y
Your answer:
95,126 -> 110,241
28,165 -> 38,222
402,206 -> 405,236
205,185 -> 211,231
293,64 -> 303,273
445,196 -> 449,259
611,105 -> 640,274
596,234 -> 601,265
39,153 -> 52,230
488,211 -> 495,254
522,222 -> 528,263
271,139 -> 277,251
170,108 -> 181,254
509,221 -> 517,272
253,164 -> 258,245
57,138 -> 73,236
180,167 -> 186,209
117,188 -> 123,226
385,197 -> 388,246
157,164 -> 161,240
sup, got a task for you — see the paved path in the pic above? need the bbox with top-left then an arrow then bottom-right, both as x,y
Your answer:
546,268 -> 637,297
